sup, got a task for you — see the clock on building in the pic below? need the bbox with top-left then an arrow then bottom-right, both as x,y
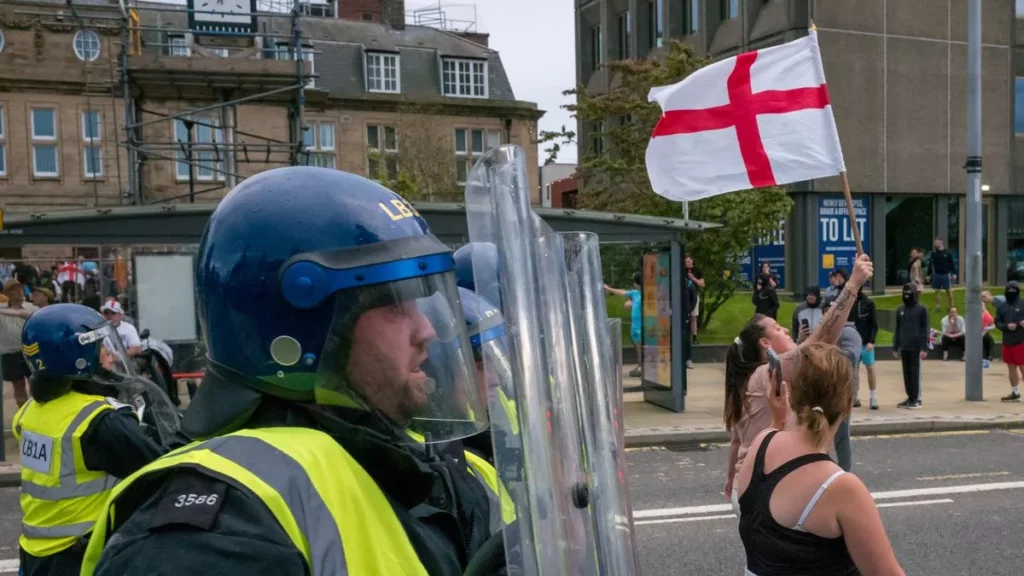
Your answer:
187,0 -> 257,34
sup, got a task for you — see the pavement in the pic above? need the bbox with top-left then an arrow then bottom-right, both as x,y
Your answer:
0,357 -> 1020,485
627,427 -> 1024,575
623,357 -> 1024,447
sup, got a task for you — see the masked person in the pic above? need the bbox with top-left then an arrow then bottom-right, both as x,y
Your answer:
80,167 -> 496,576
791,286 -> 823,344
893,283 -> 930,409
14,304 -> 165,576
997,281 -> 1024,402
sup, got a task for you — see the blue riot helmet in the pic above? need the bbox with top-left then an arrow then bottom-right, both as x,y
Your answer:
453,242 -> 502,309
186,167 -> 486,443
458,288 -> 516,418
21,304 -> 134,398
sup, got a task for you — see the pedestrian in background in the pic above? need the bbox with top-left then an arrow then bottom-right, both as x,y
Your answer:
605,272 -> 644,378
0,280 -> 38,408
997,281 -> 1024,402
893,283 -> 929,409
822,296 -> 861,471
939,306 -> 966,361
752,274 -> 779,319
851,286 -> 879,409
685,254 -> 705,346
735,343 -> 904,576
792,286 -> 823,344
908,249 -> 925,293
929,238 -> 956,312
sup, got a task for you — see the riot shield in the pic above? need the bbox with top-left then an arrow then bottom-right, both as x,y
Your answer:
464,145 -> 638,575
100,370 -> 182,448
560,232 -> 638,575
607,317 -> 640,569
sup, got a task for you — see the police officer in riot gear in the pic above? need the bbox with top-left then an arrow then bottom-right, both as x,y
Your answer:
14,304 -> 164,576
81,167 -> 501,576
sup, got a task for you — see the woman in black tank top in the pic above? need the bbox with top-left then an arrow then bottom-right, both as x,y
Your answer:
734,343 -> 904,576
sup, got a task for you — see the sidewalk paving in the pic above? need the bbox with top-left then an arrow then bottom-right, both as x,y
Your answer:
0,359 -> 1020,484
623,359 -> 1024,446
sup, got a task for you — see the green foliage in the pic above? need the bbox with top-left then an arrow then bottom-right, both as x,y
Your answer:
367,104 -> 462,202
544,40 -> 794,329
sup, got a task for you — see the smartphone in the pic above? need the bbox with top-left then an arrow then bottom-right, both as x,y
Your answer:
800,318 -> 810,332
767,348 -> 783,396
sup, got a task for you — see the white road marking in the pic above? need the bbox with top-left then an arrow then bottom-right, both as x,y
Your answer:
0,559 -> 18,573
876,498 -> 954,508
634,480 -> 1024,519
915,471 -> 1010,482
635,499 -> 955,527
635,514 -> 736,526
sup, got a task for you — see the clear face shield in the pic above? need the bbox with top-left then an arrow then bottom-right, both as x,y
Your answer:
76,324 -> 135,378
314,273 -> 488,444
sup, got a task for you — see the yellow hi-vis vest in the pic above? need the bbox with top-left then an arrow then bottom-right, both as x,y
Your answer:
80,427 -> 430,576
12,392 -> 117,557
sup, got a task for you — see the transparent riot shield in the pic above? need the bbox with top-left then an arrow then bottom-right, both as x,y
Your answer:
560,232 -> 639,575
606,317 -> 640,569
464,145 -> 637,575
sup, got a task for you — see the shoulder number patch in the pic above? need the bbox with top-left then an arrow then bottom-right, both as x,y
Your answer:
150,471 -> 229,533
21,430 -> 55,475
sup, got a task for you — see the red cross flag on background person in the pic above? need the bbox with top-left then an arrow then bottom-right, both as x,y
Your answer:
646,27 -> 844,192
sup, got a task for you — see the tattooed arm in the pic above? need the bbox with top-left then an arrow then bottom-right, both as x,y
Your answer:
805,254 -> 874,348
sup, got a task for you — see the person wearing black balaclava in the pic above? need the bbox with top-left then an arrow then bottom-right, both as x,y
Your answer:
751,274 -> 779,319
893,283 -> 930,409
791,286 -> 823,343
996,281 -> 1024,402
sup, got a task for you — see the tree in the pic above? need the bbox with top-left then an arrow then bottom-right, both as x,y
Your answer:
369,104 -> 462,202
541,41 -> 794,329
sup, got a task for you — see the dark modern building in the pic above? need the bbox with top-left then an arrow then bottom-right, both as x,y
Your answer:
575,0 -> 1024,292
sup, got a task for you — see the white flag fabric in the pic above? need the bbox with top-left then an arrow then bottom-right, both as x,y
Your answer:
645,30 -> 845,202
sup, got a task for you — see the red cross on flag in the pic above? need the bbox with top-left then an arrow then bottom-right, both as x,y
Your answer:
646,30 -> 845,202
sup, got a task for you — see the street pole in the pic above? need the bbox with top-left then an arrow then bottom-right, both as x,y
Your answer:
964,0 -> 983,401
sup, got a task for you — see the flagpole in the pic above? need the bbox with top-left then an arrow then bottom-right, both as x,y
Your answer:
839,171 -> 864,256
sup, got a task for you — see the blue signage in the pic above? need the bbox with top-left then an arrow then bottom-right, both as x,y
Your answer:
818,195 -> 870,287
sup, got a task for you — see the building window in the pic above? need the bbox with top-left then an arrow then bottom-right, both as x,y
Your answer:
31,108 -> 59,177
684,0 -> 700,34
721,0 -> 740,20
366,52 -> 400,93
74,30 -> 101,62
0,30 -> 5,55
301,121 -> 337,169
454,128 -> 502,184
1018,0 -> 1024,18
169,34 -> 190,57
209,48 -> 230,57
591,121 -> 605,155
1016,77 -> 1024,133
366,124 -> 398,180
648,0 -> 664,49
174,116 -> 225,182
590,24 -> 604,71
82,110 -> 102,179
442,58 -> 488,98
0,106 -> 5,177
617,11 -> 631,60
274,42 -> 315,89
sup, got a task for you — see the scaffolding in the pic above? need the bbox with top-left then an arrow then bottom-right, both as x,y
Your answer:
408,2 -> 478,33
11,0 -> 315,205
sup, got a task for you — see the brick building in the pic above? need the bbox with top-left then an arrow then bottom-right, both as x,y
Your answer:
575,0 -> 1024,289
0,0 -> 543,223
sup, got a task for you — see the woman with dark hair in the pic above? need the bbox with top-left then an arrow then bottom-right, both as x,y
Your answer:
724,254 -> 874,512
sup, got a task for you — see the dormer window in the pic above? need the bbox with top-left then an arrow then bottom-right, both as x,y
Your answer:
441,58 -> 487,98
365,52 -> 400,93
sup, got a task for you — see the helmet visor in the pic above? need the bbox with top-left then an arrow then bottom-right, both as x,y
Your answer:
314,272 -> 488,444
72,323 -> 135,378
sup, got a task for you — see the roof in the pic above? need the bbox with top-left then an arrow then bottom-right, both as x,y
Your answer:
274,18 -> 519,103
0,202 -> 718,247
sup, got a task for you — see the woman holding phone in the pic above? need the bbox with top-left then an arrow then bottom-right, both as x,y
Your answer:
724,254 -> 874,512
735,343 -> 904,575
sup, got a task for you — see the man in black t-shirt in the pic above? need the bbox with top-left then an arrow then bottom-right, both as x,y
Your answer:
929,238 -> 956,312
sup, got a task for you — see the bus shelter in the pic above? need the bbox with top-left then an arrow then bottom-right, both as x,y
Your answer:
0,203 -> 715,413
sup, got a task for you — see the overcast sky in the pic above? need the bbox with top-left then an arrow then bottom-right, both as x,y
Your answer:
407,1 -> 578,164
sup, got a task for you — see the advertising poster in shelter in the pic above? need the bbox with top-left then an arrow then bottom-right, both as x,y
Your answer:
642,251 -> 673,388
